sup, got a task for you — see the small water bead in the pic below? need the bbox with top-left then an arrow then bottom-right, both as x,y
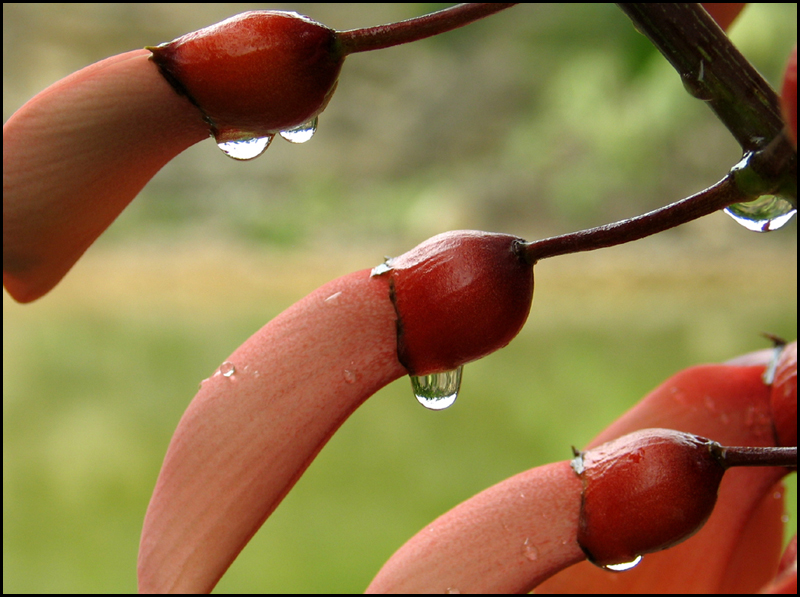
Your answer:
522,538 -> 540,562
220,361 -> 236,378
411,366 -> 463,410
370,258 -> 394,277
724,195 -> 796,232
216,134 -> 274,160
343,369 -> 357,384
762,341 -> 786,384
601,554 -> 643,572
681,62 -> 714,101
279,116 -> 318,143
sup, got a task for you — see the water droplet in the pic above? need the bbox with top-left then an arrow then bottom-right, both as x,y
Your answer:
681,62 -> 713,100
724,195 -> 796,232
216,134 -> 274,160
370,257 -> 394,277
446,588 -> 460,594
523,538 -> 540,561
343,369 -> 357,384
220,361 -> 236,378
601,554 -> 643,572
411,367 -> 462,410
279,116 -> 318,143
762,342 -> 785,384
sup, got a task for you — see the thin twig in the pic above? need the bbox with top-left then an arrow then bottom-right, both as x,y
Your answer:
338,4 -> 517,55
712,444 -> 797,469
617,4 -> 797,205
522,173 -> 752,264
616,3 -> 784,152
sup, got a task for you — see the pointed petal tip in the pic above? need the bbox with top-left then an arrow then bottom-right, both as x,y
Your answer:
3,48 -> 208,302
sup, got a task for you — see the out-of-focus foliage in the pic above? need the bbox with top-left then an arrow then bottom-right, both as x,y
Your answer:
3,4 -> 796,250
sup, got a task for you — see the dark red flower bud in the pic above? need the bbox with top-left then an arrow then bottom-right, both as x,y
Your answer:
148,11 -> 343,140
378,230 -> 534,375
573,428 -> 725,568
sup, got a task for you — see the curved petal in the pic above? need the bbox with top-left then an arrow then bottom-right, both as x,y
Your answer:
3,49 -> 208,303
761,534 -> 797,593
537,362 -> 786,593
137,269 -> 406,593
365,460 -> 584,594
370,359 -> 787,594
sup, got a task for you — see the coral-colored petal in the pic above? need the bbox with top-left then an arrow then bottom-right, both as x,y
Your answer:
137,270 -> 404,593
762,534 -> 797,593
366,461 -> 584,594
701,3 -> 746,32
3,49 -> 208,302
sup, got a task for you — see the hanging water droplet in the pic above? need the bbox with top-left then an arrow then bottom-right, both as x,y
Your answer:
216,134 -> 274,160
411,366 -> 463,410
724,195 -> 796,232
601,554 -> 643,572
279,116 -> 318,143
762,341 -> 785,385
219,361 -> 236,378
680,61 -> 713,101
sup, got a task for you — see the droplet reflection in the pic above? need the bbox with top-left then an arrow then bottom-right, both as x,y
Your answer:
216,134 -> 274,160
601,554 -> 643,572
220,361 -> 236,378
724,195 -> 796,232
279,116 -> 318,143
411,367 -> 463,410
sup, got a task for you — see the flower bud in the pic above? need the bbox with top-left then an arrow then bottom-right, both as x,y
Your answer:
380,230 -> 534,375
148,11 -> 343,139
573,428 -> 725,567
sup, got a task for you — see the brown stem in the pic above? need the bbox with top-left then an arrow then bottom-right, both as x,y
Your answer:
711,444 -> 797,469
616,3 -> 784,153
522,173 -> 753,264
617,5 -> 797,206
337,3 -> 517,55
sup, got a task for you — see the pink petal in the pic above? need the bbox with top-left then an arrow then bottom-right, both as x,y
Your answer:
366,460 -> 585,594
137,269 -> 405,593
3,49 -> 208,302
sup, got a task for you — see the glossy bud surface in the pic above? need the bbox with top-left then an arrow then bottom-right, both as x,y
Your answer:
149,11 -> 343,139
771,341 -> 797,447
385,230 -> 534,375
573,428 -> 725,567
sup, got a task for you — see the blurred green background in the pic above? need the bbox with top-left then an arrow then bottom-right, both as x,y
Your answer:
3,3 -> 797,593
